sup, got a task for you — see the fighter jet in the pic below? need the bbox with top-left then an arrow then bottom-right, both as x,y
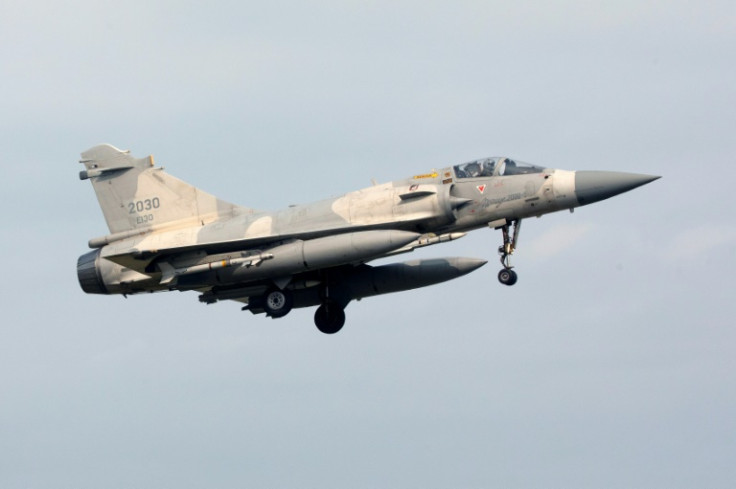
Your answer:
77,145 -> 659,334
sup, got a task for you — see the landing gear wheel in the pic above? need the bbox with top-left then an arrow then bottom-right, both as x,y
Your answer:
263,289 -> 293,318
314,302 -> 346,334
495,219 -> 521,285
498,268 -> 518,286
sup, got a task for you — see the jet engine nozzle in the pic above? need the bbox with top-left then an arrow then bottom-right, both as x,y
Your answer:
77,249 -> 108,294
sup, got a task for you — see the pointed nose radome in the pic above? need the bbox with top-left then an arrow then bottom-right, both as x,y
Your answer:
575,171 -> 660,206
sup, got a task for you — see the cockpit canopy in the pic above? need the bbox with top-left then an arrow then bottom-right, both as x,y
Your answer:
453,157 -> 544,179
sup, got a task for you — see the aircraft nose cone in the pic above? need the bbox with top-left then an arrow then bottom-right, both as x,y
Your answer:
575,171 -> 660,206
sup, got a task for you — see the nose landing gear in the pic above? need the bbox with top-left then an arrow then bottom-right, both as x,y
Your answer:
498,268 -> 518,286
497,219 -> 521,286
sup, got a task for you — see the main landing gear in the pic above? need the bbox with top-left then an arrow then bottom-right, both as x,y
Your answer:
262,288 -> 294,318
314,281 -> 346,334
497,219 -> 521,286
314,301 -> 345,334
259,282 -> 347,334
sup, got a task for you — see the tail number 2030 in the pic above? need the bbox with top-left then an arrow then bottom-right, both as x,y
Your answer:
128,197 -> 160,214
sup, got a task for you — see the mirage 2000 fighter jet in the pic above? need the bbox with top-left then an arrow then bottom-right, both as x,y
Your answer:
77,144 -> 659,333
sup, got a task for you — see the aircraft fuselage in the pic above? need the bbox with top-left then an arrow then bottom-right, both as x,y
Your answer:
77,146 -> 659,333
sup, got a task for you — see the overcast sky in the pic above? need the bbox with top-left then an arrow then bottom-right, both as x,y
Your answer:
1,1 -> 735,488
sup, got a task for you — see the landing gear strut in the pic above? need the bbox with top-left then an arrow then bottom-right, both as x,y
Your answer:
497,219 -> 521,286
314,279 -> 346,334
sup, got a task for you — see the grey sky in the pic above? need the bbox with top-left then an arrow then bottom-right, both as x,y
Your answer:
1,1 -> 735,487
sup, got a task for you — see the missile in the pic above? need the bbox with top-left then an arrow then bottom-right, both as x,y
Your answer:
385,232 -> 467,256
159,252 -> 274,285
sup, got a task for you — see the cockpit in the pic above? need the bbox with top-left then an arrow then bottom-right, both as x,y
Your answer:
453,157 -> 544,179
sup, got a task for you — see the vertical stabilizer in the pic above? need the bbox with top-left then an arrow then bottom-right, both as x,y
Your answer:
80,144 -> 251,235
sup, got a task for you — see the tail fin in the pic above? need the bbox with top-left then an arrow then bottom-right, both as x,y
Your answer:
80,144 -> 252,235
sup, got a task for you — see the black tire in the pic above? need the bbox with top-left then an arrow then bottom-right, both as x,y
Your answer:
263,289 -> 293,318
314,302 -> 346,334
498,269 -> 518,286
